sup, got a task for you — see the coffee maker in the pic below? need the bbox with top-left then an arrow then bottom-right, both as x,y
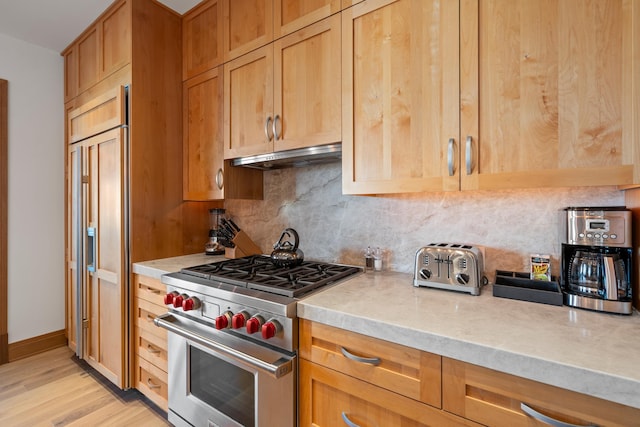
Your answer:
561,207 -> 633,314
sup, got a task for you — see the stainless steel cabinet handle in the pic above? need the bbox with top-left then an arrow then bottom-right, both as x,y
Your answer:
273,114 -> 281,140
264,116 -> 273,141
146,378 -> 161,389
215,168 -> 224,190
447,138 -> 455,176
341,412 -> 361,427
465,135 -> 473,175
87,227 -> 96,273
521,403 -> 598,427
340,346 -> 380,366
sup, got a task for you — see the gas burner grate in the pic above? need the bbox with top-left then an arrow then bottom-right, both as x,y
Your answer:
179,256 -> 361,298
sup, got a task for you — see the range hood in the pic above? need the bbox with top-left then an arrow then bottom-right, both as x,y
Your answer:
231,143 -> 342,170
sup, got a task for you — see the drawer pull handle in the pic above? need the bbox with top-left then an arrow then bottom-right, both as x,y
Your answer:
521,403 -> 598,427
447,138 -> 455,176
340,346 -> 380,366
147,378 -> 161,389
341,412 -> 361,427
145,286 -> 161,294
465,135 -> 473,175
146,314 -> 155,322
147,344 -> 161,354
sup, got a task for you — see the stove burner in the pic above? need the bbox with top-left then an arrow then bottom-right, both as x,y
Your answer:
180,255 -> 361,298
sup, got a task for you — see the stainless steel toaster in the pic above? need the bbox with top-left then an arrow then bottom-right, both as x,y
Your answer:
413,243 -> 487,295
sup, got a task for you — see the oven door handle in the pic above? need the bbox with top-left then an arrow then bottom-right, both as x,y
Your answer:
154,313 -> 294,379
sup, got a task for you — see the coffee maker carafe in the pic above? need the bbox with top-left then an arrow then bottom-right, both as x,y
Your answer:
561,207 -> 633,314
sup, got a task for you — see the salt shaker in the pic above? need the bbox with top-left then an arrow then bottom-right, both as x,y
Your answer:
374,247 -> 382,271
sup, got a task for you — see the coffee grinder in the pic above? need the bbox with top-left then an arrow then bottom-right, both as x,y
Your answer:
561,206 -> 633,314
205,208 -> 229,255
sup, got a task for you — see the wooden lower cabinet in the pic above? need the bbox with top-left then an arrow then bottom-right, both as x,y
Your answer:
133,274 -> 168,411
299,320 -> 480,426
442,357 -> 640,427
300,359 -> 480,427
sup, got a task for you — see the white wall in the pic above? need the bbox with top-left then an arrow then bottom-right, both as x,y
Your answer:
0,33 -> 64,343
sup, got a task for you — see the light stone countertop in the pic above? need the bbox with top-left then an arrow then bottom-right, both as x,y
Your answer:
132,253 -> 225,279
297,271 -> 640,410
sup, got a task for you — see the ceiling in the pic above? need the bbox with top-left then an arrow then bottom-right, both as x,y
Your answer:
0,0 -> 201,53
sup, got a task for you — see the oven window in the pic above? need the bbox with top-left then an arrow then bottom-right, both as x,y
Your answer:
190,346 -> 255,427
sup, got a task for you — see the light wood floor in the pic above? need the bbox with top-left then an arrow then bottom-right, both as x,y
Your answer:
0,346 -> 171,426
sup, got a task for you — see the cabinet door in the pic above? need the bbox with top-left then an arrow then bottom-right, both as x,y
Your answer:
273,14 -> 341,152
63,47 -> 78,102
460,0 -> 637,190
222,0 -> 274,61
442,358 -> 640,427
183,0 -> 223,80
274,0 -> 341,38
77,28 -> 100,95
84,127 -> 126,388
184,67 -> 225,200
66,142 -> 81,355
300,360 -> 481,427
224,46 -> 274,159
342,0 -> 461,195
99,0 -> 131,79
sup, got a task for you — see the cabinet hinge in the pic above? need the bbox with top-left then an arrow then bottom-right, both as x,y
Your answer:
82,319 -> 89,329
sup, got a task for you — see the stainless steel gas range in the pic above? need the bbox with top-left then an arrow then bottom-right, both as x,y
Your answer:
154,255 -> 361,427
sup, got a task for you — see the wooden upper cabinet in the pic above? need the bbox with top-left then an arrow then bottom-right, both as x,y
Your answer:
273,13 -> 341,152
460,0 -> 639,190
222,0 -> 274,62
100,0 -> 131,79
184,67 -> 224,200
77,28 -> 100,96
274,0 -> 341,38
342,0 -> 461,195
224,46 -> 274,159
63,48 -> 79,102
62,0 -> 132,101
224,14 -> 341,159
183,0 -> 223,81
222,0 -> 340,62
341,0 -> 364,9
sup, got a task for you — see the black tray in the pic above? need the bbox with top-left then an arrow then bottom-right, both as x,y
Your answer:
493,270 -> 563,306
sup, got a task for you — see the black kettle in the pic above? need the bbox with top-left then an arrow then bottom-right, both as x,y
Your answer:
271,228 -> 304,267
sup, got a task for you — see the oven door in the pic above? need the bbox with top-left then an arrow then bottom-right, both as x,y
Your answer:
155,313 -> 296,427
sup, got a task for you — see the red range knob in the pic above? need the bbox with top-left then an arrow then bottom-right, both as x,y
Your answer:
215,311 -> 232,330
261,320 -> 280,340
232,311 -> 248,329
182,297 -> 200,311
173,294 -> 186,309
163,291 -> 178,305
246,316 -> 264,334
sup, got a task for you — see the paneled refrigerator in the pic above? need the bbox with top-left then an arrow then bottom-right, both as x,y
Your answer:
67,86 -> 129,387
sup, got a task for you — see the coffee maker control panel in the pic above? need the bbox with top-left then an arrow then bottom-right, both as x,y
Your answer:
565,207 -> 631,248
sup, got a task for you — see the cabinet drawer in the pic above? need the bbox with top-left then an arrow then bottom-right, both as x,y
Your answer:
300,359 -> 480,427
134,298 -> 167,341
299,319 -> 441,407
136,326 -> 167,372
134,274 -> 167,306
442,357 -> 640,427
136,357 -> 168,412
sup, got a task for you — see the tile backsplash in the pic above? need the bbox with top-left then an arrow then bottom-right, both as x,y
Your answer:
225,163 -> 624,279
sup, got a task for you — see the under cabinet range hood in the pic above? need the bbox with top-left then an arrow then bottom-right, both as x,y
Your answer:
231,143 -> 342,170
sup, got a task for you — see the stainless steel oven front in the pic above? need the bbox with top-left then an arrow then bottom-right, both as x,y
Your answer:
155,313 -> 297,427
